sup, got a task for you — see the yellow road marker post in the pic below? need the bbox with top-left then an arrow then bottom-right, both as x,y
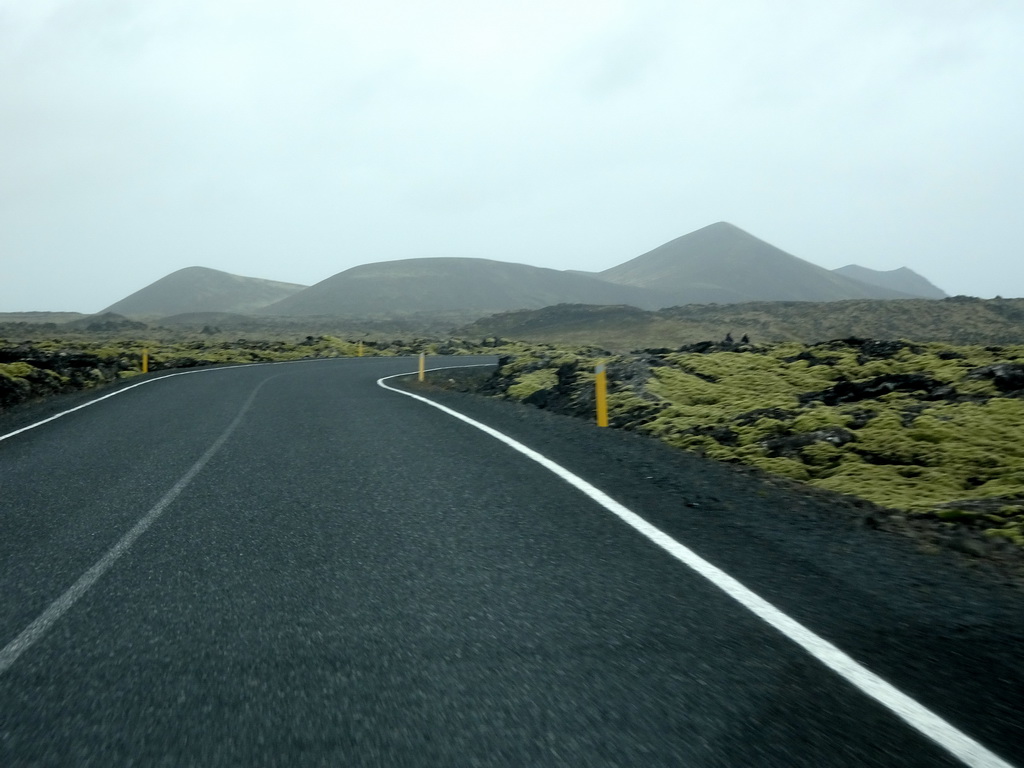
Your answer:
142,349 -> 149,374
357,341 -> 364,357
418,352 -> 426,382
595,363 -> 609,427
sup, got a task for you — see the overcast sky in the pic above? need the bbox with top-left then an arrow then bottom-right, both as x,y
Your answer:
2,0 -> 1022,312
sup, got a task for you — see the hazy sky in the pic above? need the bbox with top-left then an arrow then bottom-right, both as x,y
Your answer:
2,0 -> 1023,312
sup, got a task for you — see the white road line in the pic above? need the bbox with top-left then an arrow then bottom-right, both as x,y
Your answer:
0,368 -> 210,444
377,369 -> 1016,768
0,357 -> 342,444
0,357 -> 489,674
0,379 -> 268,676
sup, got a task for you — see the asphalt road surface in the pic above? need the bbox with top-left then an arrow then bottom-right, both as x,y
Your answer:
0,357 -> 1020,767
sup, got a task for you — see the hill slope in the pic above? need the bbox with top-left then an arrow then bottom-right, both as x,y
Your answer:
833,265 -> 947,299
260,257 -> 675,316
102,267 -> 307,317
598,222 -> 919,303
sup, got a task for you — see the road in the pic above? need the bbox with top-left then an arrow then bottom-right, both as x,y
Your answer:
0,356 -> 1020,766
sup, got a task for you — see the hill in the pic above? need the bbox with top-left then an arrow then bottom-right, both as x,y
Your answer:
102,267 -> 307,317
833,265 -> 947,299
95,222 -> 951,321
259,257 -> 675,316
459,297 -> 1024,349
596,222 -> 922,302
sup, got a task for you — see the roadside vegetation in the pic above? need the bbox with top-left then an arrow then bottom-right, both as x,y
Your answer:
479,338 -> 1024,550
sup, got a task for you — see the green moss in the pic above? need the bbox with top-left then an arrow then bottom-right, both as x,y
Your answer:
986,528 -> 1024,545
852,411 -> 943,466
800,442 -> 846,468
606,390 -> 660,427
811,463 -> 962,509
647,369 -> 724,406
507,369 -> 558,400
0,362 -> 36,378
747,456 -> 812,481
610,343 -> 1024,543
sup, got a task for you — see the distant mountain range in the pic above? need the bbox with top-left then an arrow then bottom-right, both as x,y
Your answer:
97,223 -> 948,319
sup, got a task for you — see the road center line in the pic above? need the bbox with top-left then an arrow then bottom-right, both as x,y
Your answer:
0,378 -> 270,676
378,369 -> 1015,768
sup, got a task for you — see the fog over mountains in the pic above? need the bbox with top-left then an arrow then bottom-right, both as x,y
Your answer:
100,223 -> 947,320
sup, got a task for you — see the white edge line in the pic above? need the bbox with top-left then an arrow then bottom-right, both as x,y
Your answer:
0,357 -> 488,672
377,367 -> 1015,768
1,368 -> 207,443
0,355 -> 369,444
0,377 -> 269,675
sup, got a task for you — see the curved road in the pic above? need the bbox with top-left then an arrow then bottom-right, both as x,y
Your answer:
0,357 -> 1020,766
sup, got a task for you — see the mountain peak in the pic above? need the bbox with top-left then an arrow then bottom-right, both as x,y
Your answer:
598,224 -> 920,302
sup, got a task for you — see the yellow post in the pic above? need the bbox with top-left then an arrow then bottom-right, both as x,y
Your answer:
595,363 -> 609,427
357,341 -> 364,357
142,348 -> 149,374
418,352 -> 426,382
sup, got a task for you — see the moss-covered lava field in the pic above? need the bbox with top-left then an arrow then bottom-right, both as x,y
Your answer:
481,337 -> 1024,549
